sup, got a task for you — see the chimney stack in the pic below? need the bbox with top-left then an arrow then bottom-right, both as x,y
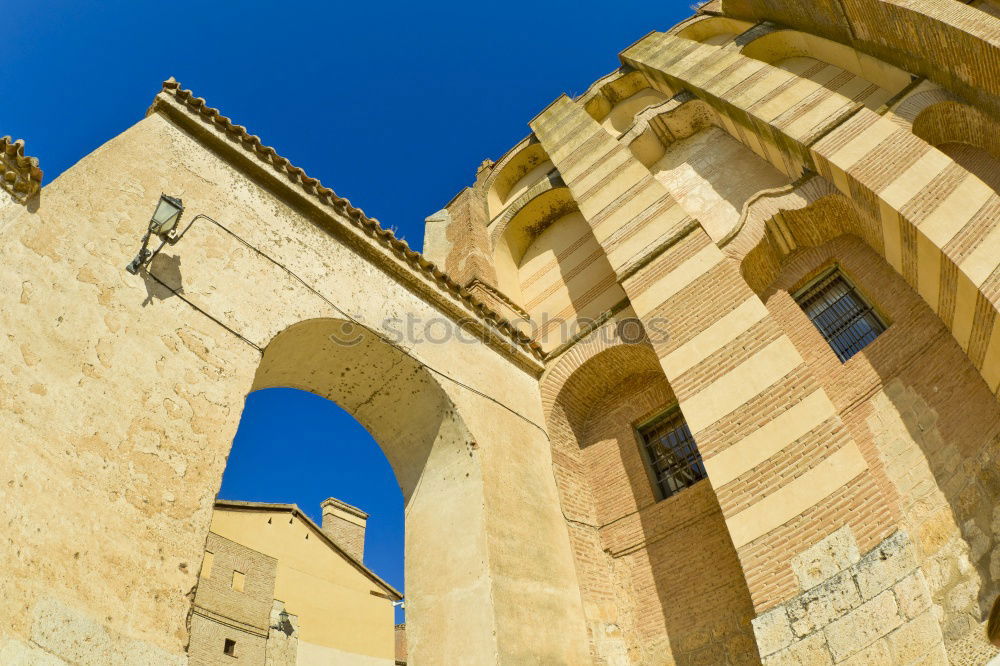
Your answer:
320,497 -> 368,562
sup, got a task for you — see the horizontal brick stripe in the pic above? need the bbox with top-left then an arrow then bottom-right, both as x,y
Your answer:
705,389 -> 837,488
726,441 -> 868,549
681,336 -> 803,434
661,296 -> 769,377
626,243 -> 723,318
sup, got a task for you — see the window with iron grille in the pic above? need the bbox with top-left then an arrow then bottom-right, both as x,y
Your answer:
637,408 -> 706,500
793,268 -> 886,362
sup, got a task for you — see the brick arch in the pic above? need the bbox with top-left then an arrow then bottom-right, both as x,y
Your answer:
540,313 -> 659,426
720,0 -> 1000,116
488,173 -> 567,248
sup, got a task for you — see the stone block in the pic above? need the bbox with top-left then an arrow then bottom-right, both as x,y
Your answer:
823,590 -> 902,662
753,606 -> 795,658
854,531 -> 918,600
0,638 -> 67,665
761,632 -> 833,666
909,643 -> 949,666
840,638 -> 890,666
786,569 -> 861,637
945,577 -> 980,616
886,611 -> 944,665
791,525 -> 861,590
893,571 -> 932,620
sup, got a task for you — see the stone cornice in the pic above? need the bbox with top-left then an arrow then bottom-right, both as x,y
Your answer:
147,78 -> 544,374
1,136 -> 43,203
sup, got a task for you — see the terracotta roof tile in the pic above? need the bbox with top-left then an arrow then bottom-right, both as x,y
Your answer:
155,78 -> 543,361
1,136 -> 43,203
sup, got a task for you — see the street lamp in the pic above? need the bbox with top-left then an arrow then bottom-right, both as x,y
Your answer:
126,194 -> 184,274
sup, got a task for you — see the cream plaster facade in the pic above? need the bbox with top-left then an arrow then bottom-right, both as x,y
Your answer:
188,500 -> 400,666
3,1 -> 1000,664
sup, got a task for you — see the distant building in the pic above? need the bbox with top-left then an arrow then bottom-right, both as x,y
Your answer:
394,624 -> 406,665
188,498 -> 402,665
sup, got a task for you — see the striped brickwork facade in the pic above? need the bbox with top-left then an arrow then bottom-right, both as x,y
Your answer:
529,95 -> 894,617
430,2 -> 1000,662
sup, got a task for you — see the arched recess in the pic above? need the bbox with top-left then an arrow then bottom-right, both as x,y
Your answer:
250,318 -> 491,663
675,15 -> 755,45
541,318 -> 760,665
719,0 -> 1000,116
912,100 -> 1000,192
493,187 -> 625,351
743,226 -> 1000,660
485,141 -> 554,220
579,69 -> 672,136
621,32 -> 1000,401
740,29 -> 911,111
623,95 -> 792,243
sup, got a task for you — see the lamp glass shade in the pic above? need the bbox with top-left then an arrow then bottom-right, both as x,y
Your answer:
149,194 -> 184,236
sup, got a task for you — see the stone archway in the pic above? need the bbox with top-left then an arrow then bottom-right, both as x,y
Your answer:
250,318 -> 492,663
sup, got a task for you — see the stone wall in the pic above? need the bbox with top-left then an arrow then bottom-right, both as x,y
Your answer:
752,528 -> 945,664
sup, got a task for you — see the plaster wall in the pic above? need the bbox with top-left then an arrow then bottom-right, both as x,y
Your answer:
209,508 -> 393,660
0,99 -> 589,664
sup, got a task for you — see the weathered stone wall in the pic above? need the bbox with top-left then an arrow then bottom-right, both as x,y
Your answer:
0,89 -> 591,663
752,528 -> 945,664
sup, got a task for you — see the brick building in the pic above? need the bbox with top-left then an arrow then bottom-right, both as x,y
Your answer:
188,499 -> 401,665
2,0 -> 1000,663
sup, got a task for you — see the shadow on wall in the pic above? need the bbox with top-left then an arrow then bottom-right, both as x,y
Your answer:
550,342 -> 761,665
760,233 -> 1000,656
141,252 -> 184,306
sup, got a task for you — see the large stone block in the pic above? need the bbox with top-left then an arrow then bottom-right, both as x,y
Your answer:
853,531 -> 918,600
762,631 -> 833,666
840,638 -> 890,666
823,590 -> 902,662
752,606 -> 794,658
893,571 -> 933,620
786,569 -> 862,638
886,611 -> 944,665
791,526 -> 861,591
0,638 -> 67,666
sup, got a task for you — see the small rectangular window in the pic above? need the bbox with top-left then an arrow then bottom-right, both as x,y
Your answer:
232,570 -> 245,593
637,407 -> 706,500
200,551 -> 214,579
223,638 -> 236,656
794,268 -> 886,362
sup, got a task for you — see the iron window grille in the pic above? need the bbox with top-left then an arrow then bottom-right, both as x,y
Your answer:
637,408 -> 706,500
793,268 -> 886,362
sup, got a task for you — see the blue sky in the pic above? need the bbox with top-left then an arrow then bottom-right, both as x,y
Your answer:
3,0 -> 689,624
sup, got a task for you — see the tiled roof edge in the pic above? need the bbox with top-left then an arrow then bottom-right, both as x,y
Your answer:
149,78 -> 544,365
1,136 -> 43,202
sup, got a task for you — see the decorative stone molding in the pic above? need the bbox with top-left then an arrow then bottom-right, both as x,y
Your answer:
0,136 -> 42,203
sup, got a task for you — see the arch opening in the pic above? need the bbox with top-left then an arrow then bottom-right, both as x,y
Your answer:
543,334 -> 761,665
741,29 -> 911,111
912,100 -> 1000,193
191,318 -> 492,665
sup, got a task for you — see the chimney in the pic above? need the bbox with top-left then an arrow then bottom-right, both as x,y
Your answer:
320,497 -> 368,562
